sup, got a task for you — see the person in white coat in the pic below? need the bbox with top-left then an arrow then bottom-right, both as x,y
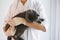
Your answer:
3,0 -> 48,40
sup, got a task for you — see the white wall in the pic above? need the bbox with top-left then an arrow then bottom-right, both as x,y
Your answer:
0,0 -> 13,40
0,0 -> 50,40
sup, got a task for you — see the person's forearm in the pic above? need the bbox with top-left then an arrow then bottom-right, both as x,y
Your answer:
12,17 -> 46,32
25,22 -> 46,32
4,17 -> 46,32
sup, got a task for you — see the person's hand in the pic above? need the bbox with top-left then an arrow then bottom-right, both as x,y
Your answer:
6,18 -> 15,27
3,24 -> 16,36
12,17 -> 27,25
5,26 -> 16,36
5,17 -> 27,26
41,25 -> 46,32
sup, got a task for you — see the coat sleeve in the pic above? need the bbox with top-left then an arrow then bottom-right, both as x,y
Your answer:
3,0 -> 18,36
4,0 -> 18,25
5,5 -> 13,22
3,4 -> 16,36
4,3 -> 15,26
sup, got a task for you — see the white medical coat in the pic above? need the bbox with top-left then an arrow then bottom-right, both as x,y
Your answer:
4,0 -> 49,40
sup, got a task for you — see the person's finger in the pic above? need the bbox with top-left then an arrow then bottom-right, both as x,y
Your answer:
42,26 -> 46,32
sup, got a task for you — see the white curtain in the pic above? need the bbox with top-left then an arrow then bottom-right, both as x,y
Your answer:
50,0 -> 60,40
